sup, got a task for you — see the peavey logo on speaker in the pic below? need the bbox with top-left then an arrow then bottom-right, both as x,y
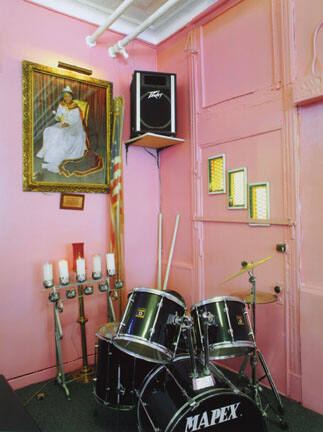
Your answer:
147,90 -> 163,99
184,402 -> 241,431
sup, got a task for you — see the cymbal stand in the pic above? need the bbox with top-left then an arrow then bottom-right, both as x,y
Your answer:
239,269 -> 287,429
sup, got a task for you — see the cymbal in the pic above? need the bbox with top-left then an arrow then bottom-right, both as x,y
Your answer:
220,255 -> 274,284
231,290 -> 278,304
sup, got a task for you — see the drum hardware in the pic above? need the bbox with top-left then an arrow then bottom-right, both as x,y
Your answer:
200,313 -> 215,379
179,314 -> 215,391
227,264 -> 288,430
148,298 -> 164,342
207,362 -> 240,394
180,316 -> 199,380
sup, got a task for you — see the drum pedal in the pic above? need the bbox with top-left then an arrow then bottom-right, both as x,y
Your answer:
192,374 -> 215,391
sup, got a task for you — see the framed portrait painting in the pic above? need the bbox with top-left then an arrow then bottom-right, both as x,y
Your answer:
22,60 -> 112,193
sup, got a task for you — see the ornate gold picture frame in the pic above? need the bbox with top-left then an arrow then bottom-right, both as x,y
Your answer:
22,60 -> 112,193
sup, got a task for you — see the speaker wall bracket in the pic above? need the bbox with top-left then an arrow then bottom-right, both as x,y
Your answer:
125,133 -> 184,166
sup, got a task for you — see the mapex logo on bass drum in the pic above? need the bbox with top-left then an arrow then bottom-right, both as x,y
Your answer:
147,90 -> 163,99
185,402 -> 241,432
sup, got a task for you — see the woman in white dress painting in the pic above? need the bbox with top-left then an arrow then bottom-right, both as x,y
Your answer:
37,86 -> 87,174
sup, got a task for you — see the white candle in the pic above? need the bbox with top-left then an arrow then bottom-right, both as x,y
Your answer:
76,257 -> 86,281
59,259 -> 69,284
93,255 -> 102,277
106,253 -> 115,276
43,262 -> 53,283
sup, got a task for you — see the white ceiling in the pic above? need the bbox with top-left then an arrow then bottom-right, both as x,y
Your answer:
27,0 -> 219,45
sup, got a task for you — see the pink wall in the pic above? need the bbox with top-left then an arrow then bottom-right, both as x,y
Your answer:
158,0 -> 288,396
0,0 -> 158,388
299,100 -> 323,415
295,0 -> 323,415
157,0 -> 323,415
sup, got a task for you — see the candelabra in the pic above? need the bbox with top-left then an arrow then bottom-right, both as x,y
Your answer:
43,252 -> 122,398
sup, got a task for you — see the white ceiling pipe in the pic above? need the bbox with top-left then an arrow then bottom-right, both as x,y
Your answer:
109,0 -> 182,58
85,0 -> 135,48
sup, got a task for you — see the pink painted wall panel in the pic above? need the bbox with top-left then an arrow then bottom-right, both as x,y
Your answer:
201,129 -> 284,220
203,223 -> 287,295
123,146 -> 160,290
200,0 -> 274,107
0,0 -> 157,387
158,35 -> 193,296
300,288 -> 323,415
202,222 -> 287,393
158,0 -> 288,398
197,91 -> 283,146
298,100 -> 323,414
294,0 -> 323,79
157,0 -> 323,414
299,101 -> 323,286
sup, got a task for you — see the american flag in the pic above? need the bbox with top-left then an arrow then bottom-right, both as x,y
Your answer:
109,96 -> 124,281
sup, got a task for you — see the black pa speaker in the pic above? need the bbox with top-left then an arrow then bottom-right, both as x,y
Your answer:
130,70 -> 176,138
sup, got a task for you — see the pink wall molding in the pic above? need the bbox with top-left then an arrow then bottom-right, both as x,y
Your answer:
294,21 -> 323,106
293,72 -> 323,106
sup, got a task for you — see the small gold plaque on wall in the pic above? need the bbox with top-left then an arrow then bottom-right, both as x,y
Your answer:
60,193 -> 85,210
248,182 -> 270,220
228,168 -> 247,209
208,154 -> 226,194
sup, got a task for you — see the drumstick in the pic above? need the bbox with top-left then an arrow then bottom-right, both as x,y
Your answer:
157,213 -> 162,290
162,214 -> 180,291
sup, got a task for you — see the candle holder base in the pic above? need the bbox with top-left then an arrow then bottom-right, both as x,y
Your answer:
72,366 -> 94,383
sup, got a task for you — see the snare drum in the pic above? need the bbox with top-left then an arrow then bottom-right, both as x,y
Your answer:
137,356 -> 267,432
114,287 -> 186,363
191,296 -> 254,360
94,322 -> 153,410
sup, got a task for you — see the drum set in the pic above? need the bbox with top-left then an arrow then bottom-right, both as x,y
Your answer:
93,258 -> 288,431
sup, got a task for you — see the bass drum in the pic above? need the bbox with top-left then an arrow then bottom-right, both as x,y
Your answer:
94,322 -> 153,410
137,357 -> 267,432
